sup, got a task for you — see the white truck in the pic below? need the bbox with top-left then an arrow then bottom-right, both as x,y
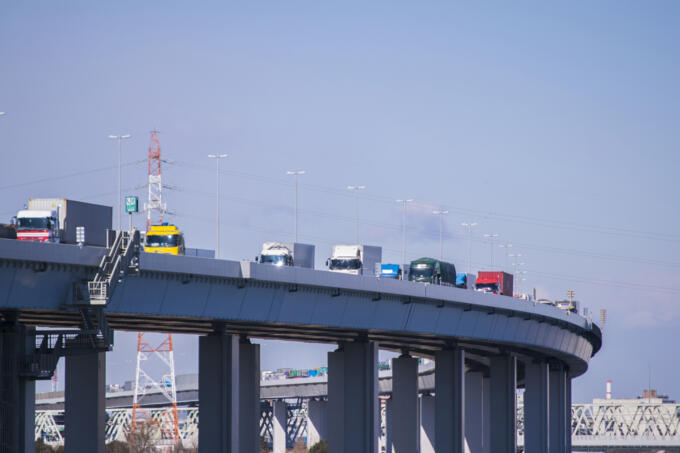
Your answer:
327,245 -> 382,276
14,198 -> 111,246
255,242 -> 315,268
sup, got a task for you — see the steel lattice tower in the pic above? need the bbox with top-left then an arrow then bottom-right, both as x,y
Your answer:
131,131 -> 179,447
145,130 -> 166,231
131,332 -> 180,445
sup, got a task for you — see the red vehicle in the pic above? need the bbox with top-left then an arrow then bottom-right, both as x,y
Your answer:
475,271 -> 513,296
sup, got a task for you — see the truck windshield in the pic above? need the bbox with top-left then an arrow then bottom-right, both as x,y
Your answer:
410,265 -> 434,280
17,217 -> 51,230
329,259 -> 361,270
146,234 -> 179,247
261,255 -> 287,266
475,283 -> 499,293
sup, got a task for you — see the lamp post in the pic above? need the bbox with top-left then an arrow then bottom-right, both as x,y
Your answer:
287,171 -> 305,242
108,134 -> 132,231
432,209 -> 449,261
208,153 -> 229,258
347,185 -> 365,243
483,233 -> 499,267
396,199 -> 413,272
461,222 -> 478,274
498,243 -> 513,272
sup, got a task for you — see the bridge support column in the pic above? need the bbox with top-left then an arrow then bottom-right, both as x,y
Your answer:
328,341 -> 379,453
420,394 -> 435,453
465,371 -> 484,453
391,354 -> 418,452
239,340 -> 260,453
482,376 -> 491,453
435,347 -> 465,453
525,360 -> 549,453
0,321 -> 35,453
273,400 -> 287,453
199,333 -> 239,452
489,355 -> 517,453
307,399 -> 328,449
65,351 -> 106,453
549,363 -> 569,453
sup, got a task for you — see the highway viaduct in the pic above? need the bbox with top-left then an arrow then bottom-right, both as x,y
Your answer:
0,234 -> 601,452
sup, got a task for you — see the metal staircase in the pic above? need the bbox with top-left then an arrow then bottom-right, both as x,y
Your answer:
88,229 -> 140,305
23,230 -> 141,380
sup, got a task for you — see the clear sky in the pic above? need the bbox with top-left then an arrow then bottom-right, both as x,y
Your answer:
2,1 -> 679,403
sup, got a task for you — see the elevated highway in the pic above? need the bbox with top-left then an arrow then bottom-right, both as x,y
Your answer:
0,236 -> 601,453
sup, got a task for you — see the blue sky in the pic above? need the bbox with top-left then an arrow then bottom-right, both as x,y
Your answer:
2,1 -> 679,402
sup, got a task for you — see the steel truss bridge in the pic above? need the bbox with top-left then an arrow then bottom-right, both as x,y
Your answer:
35,400 -> 680,451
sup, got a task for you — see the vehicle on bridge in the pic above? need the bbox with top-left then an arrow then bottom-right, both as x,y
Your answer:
255,242 -> 315,268
326,244 -> 382,276
144,223 -> 185,255
379,263 -> 402,279
0,223 -> 16,239
408,257 -> 457,285
475,271 -> 513,296
13,198 -> 111,246
455,272 -> 476,289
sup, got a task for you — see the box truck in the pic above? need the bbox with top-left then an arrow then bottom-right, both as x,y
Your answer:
256,242 -> 315,268
475,271 -> 514,296
14,198 -> 111,246
327,245 -> 382,276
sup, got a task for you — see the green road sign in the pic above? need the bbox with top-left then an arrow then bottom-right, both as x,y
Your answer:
125,196 -> 138,213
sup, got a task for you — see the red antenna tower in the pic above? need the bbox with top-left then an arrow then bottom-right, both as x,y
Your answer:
131,131 -> 179,448
145,130 -> 166,231
130,332 -> 181,446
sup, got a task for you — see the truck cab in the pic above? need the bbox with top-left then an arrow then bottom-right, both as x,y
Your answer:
144,224 -> 185,255
327,245 -> 381,276
15,210 -> 60,243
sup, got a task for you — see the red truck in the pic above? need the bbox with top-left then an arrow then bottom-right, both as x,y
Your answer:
475,271 -> 514,296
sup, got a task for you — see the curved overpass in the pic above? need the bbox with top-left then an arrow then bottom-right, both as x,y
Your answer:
0,238 -> 601,453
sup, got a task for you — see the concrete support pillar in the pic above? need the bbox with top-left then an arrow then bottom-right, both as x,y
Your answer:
419,395 -> 435,453
307,399 -> 328,449
65,351 -> 106,453
435,347 -> 465,453
482,376 -> 491,453
239,340 -> 260,453
548,363 -> 568,453
566,374 -> 572,452
328,341 -> 379,453
525,361 -> 549,453
0,322 -> 35,453
391,354 -> 418,453
489,355 -> 517,453
465,371 -> 484,453
273,400 -> 287,453
199,333 -> 239,452
384,398 -> 393,453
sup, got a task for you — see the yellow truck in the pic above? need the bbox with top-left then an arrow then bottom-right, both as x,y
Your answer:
144,224 -> 185,255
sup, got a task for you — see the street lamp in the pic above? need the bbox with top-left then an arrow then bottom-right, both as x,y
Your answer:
498,243 -> 513,272
432,209 -> 449,261
483,233 -> 499,267
347,185 -> 365,244
396,199 -> 413,272
461,222 -> 478,274
287,171 -> 305,242
208,153 -> 229,258
108,134 -> 132,231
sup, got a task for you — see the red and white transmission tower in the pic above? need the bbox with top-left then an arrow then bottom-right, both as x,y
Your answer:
144,130 -> 167,231
131,333 -> 180,445
131,132 -> 180,448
